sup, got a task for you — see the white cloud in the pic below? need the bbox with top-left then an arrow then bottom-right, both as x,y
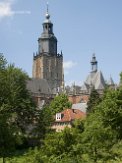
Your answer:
63,60 -> 77,76
0,0 -> 13,18
13,11 -> 31,15
63,61 -> 77,69
0,0 -> 31,20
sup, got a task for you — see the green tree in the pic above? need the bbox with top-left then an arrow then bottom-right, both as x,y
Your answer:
35,106 -> 54,141
0,115 -> 17,163
120,72 -> 122,86
81,86 -> 122,162
87,87 -> 101,113
49,94 -> 72,115
0,64 -> 36,130
40,85 -> 122,162
42,127 -> 76,157
0,55 -> 36,162
81,113 -> 117,162
96,88 -> 122,139
110,140 -> 122,162
0,53 -> 7,70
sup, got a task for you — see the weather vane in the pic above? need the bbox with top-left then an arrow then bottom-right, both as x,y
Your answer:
46,2 -> 49,13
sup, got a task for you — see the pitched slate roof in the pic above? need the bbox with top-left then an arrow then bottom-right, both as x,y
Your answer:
55,109 -> 86,122
72,103 -> 87,113
82,71 -> 105,91
26,78 -> 52,94
81,83 -> 89,92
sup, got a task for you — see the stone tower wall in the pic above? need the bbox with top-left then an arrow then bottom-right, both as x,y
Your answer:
33,54 -> 63,91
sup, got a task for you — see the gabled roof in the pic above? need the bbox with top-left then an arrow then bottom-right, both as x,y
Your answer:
27,78 -> 52,94
93,71 -> 106,90
55,109 -> 86,122
84,71 -> 105,90
81,82 -> 89,91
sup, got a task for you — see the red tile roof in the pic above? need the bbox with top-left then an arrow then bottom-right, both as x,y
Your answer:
55,109 -> 86,122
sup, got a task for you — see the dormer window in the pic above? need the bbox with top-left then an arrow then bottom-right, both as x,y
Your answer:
56,113 -> 61,121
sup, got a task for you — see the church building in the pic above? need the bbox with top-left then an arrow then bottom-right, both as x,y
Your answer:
27,6 -> 64,108
32,6 -> 64,93
81,53 -> 106,94
27,5 -> 115,109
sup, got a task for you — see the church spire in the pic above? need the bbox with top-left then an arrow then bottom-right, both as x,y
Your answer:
91,53 -> 98,73
32,3 -> 63,92
44,2 -> 51,23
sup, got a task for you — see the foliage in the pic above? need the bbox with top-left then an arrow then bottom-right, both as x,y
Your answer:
39,84 -> 122,162
0,64 -> 36,129
0,55 -> 36,161
35,93 -> 72,145
81,114 -> 117,162
4,148 -> 44,163
87,87 -> 101,113
35,106 -> 54,141
0,54 -> 7,70
0,54 -> 122,162
49,94 -> 72,115
96,88 -> 122,139
0,115 -> 17,163
120,72 -> 122,86
42,127 -> 76,157
81,86 -> 122,162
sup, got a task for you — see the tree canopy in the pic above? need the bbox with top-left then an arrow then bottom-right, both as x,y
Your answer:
49,94 -> 72,115
0,54 -> 122,163
0,54 -> 36,162
87,87 -> 101,113
37,83 -> 122,162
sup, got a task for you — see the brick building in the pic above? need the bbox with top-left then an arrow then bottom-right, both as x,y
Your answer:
52,109 -> 86,132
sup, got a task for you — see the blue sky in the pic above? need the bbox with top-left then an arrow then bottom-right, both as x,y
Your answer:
0,0 -> 122,86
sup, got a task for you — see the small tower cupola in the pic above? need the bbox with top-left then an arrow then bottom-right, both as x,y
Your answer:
91,53 -> 98,73
43,3 -> 53,34
38,3 -> 57,55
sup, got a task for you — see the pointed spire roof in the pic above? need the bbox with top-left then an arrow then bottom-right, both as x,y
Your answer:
108,76 -> 114,85
93,71 -> 105,90
81,82 -> 89,91
83,71 -> 105,90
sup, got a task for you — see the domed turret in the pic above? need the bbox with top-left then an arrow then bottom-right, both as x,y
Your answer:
37,3 -> 57,55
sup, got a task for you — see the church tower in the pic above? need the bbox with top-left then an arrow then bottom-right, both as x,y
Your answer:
32,5 -> 64,92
